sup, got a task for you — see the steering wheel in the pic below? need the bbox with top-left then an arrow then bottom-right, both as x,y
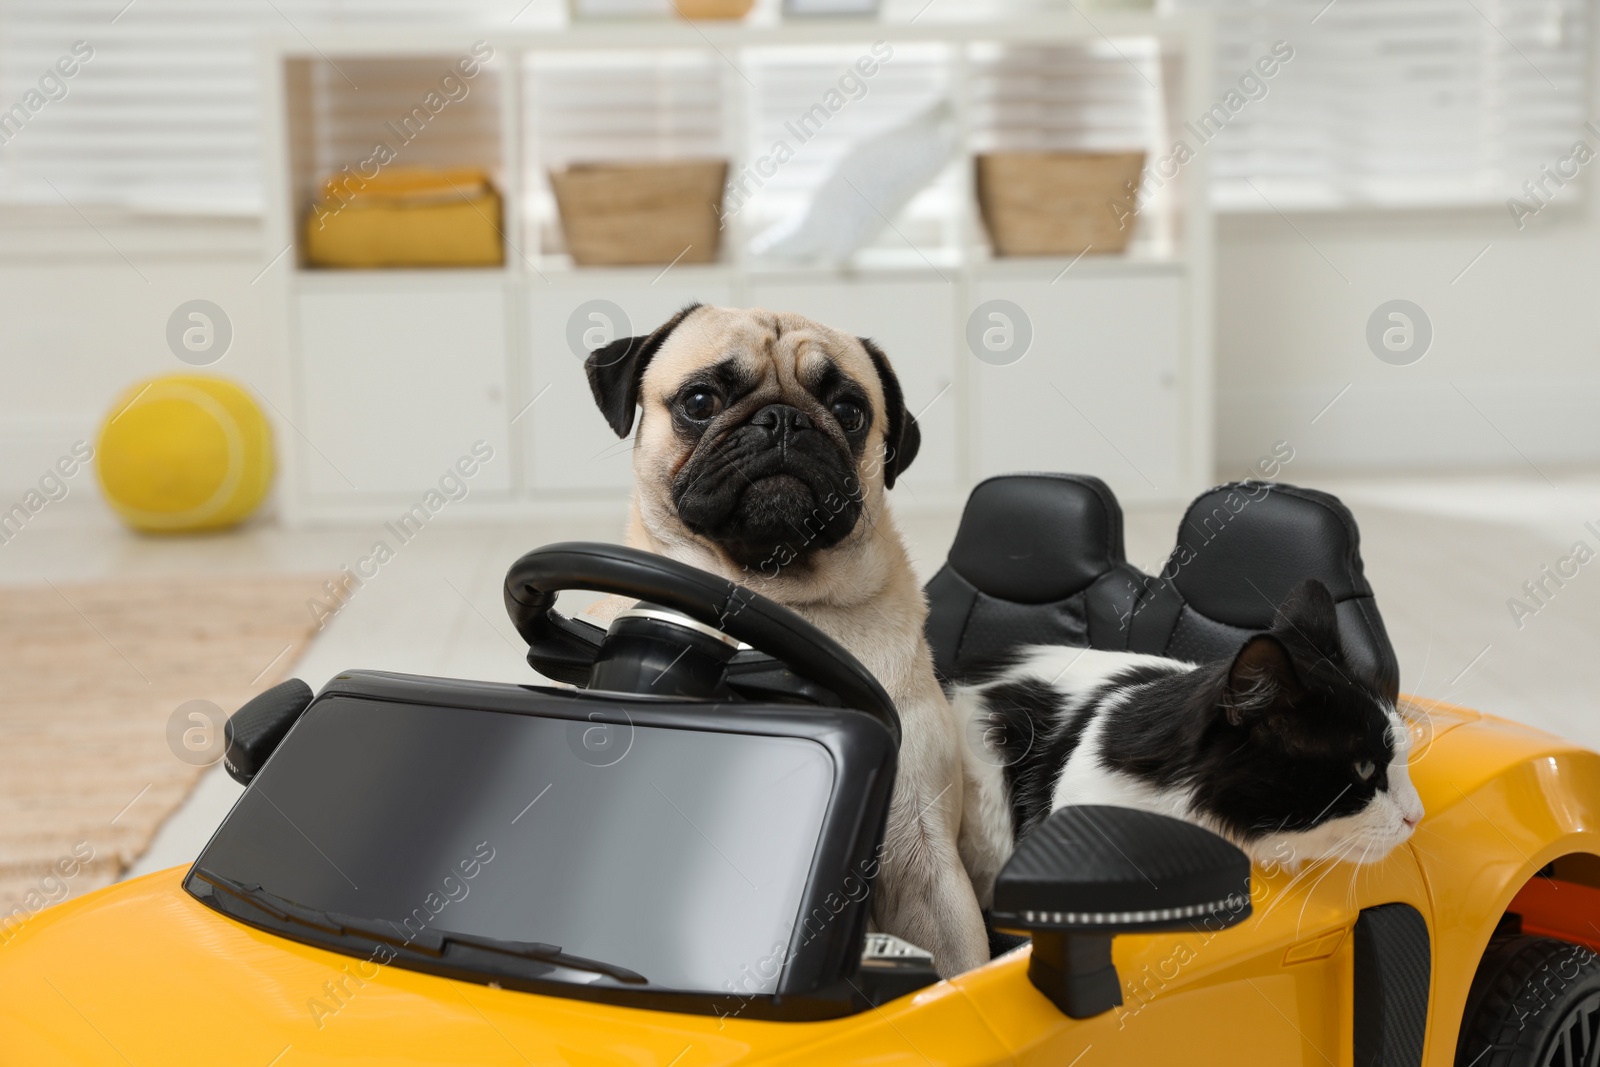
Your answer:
502,542 -> 900,744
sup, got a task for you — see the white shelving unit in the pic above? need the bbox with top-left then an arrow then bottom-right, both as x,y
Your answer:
262,10 -> 1214,523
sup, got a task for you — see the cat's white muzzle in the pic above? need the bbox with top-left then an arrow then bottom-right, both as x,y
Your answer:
1248,715 -> 1426,872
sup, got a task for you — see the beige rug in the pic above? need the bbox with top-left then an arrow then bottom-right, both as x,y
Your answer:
0,575 -> 330,919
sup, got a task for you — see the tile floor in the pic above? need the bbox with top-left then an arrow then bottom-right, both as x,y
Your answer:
5,471 -> 1598,880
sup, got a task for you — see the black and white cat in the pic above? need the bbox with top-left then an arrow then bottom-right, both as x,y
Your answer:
954,579 -> 1423,906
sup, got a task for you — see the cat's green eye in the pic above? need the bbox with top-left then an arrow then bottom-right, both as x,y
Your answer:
1354,759 -> 1377,782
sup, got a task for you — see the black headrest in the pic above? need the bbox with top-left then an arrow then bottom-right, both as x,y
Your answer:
946,473 -> 1126,602
923,475 -> 1400,703
924,473 -> 1144,681
1126,482 -> 1399,702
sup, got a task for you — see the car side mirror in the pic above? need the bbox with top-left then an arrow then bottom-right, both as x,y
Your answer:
990,805 -> 1252,1019
224,678 -> 313,785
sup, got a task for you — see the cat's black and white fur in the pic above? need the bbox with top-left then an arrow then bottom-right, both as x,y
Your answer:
954,579 -> 1423,906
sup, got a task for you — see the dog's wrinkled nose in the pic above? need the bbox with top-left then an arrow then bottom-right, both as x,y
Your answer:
750,404 -> 812,439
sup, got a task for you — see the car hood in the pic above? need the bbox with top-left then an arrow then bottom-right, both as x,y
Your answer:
1,868 -> 1013,1066
1407,696 -> 1583,789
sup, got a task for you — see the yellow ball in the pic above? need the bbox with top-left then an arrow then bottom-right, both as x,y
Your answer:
96,375 -> 274,533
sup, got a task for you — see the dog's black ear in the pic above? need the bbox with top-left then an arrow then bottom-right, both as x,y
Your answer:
859,337 -> 920,489
585,303 -> 702,438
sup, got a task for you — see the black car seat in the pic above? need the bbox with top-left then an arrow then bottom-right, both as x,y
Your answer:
924,475 -> 1400,702
923,473 -> 1146,682
1124,481 -> 1399,702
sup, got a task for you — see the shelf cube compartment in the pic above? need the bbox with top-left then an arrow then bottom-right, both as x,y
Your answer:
284,54 -> 508,270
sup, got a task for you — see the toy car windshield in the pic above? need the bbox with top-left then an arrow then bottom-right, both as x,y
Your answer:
183,672 -> 898,1018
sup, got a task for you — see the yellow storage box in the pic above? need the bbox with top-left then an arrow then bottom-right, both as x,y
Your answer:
303,167 -> 505,269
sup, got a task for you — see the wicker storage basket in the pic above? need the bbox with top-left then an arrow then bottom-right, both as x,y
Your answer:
550,160 -> 728,267
975,151 -> 1147,257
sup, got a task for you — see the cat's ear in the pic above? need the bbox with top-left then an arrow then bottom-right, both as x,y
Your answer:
1223,634 -> 1304,725
1271,578 -> 1343,662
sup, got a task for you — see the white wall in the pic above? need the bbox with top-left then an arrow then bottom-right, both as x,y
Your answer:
1205,1 -> 1600,477
1214,197 -> 1600,476
0,217 -> 288,503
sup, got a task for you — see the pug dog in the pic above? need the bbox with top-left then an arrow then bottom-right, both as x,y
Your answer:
582,303 -> 990,978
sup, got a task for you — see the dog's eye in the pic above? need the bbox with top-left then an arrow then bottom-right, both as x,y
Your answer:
831,400 -> 866,434
1354,759 -> 1377,782
680,390 -> 721,421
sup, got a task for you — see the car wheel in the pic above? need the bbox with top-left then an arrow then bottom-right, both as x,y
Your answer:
1456,935 -> 1600,1066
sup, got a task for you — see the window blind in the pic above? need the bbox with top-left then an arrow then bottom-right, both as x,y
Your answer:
1169,0 -> 1590,210
0,0 -> 521,215
0,0 -> 1588,215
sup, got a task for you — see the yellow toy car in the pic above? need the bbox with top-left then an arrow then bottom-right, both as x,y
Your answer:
5,477 -> 1599,1067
